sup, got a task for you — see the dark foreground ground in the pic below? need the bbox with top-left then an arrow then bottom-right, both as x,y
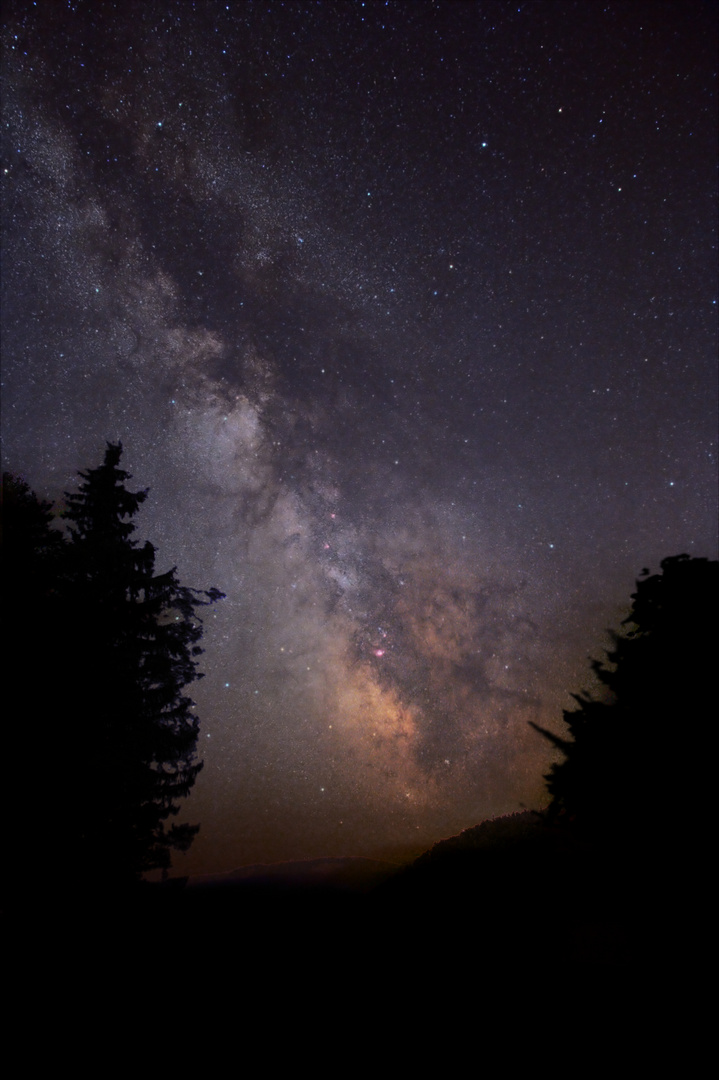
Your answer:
7,812 -> 699,983
8,811 -> 708,1058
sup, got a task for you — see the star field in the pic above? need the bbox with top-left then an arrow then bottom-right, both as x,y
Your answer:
2,1 -> 716,875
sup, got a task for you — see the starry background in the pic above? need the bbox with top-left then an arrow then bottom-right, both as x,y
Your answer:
2,0 -> 716,876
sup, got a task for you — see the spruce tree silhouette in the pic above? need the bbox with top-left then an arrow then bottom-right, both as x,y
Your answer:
532,554 -> 717,856
59,442 -> 224,888
3,473 -> 70,901
2,473 -> 66,667
7,443 -> 224,895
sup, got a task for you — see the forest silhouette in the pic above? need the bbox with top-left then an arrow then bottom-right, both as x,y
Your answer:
531,553 -> 716,859
3,444 -> 223,902
3,448 -> 715,969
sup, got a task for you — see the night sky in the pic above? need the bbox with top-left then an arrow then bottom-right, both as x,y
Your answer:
2,0 -> 717,878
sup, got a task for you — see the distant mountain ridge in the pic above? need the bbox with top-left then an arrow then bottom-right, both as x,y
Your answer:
186,811 -> 555,896
414,808 -> 559,864
189,855 -> 401,895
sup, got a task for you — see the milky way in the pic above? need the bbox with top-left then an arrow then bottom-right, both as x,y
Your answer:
2,1 -> 716,873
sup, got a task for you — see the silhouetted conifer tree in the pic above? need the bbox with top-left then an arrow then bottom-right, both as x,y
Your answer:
532,554 -> 717,852
2,473 -> 70,898
3,446 -> 223,896
1,472 -> 65,575
60,442 -> 223,886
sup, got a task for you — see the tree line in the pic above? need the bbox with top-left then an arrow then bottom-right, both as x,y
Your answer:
2,439 -> 715,909
3,443 -> 223,899
532,551 -> 717,867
